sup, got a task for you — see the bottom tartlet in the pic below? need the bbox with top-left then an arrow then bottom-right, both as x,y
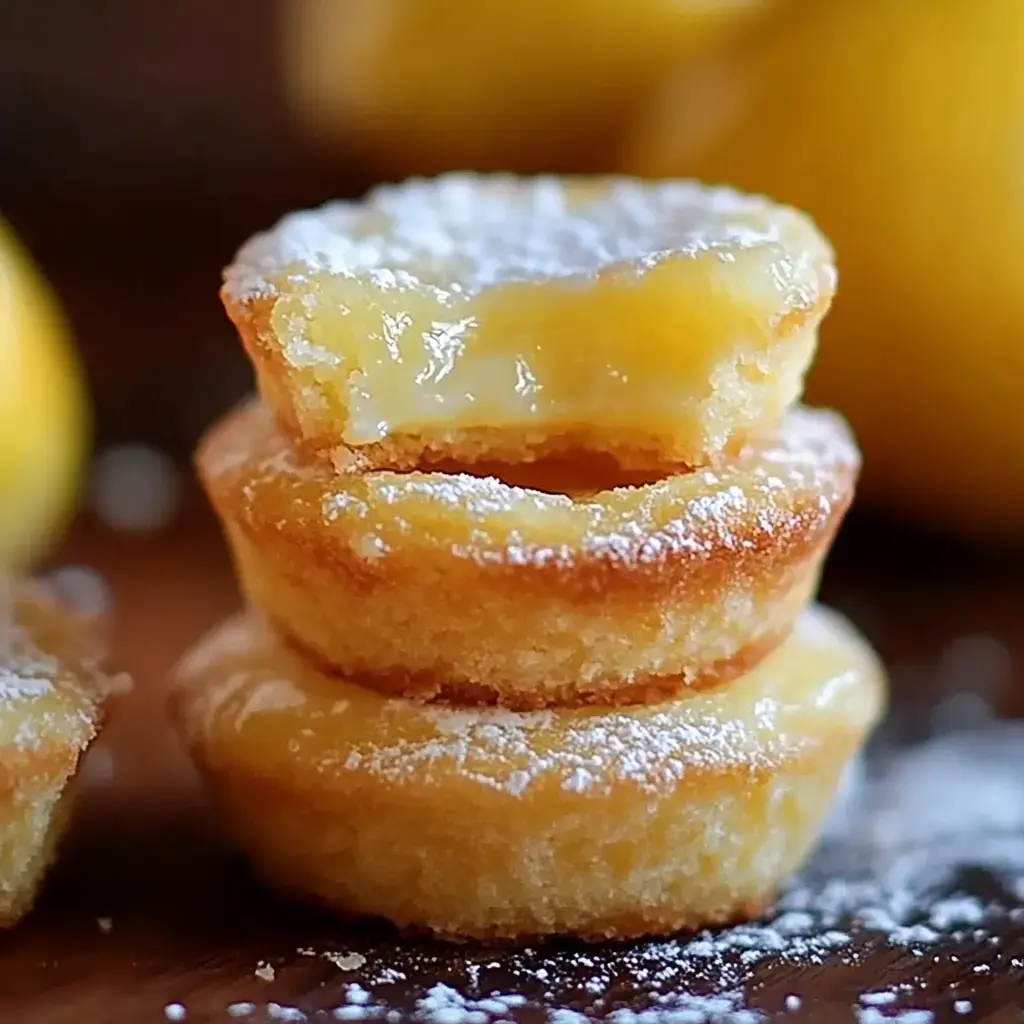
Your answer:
171,605 -> 885,942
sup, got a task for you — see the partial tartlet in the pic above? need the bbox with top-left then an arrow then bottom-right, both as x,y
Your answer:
0,579 -> 126,926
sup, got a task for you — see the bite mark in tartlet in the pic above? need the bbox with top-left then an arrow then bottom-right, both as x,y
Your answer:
222,174 -> 834,474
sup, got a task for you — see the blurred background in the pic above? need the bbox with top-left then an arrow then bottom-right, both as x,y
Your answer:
1,0 -> 1023,792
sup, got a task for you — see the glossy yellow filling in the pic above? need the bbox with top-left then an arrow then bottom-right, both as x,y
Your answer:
276,261 -> 817,449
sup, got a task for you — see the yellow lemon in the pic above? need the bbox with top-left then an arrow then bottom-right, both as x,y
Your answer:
0,218 -> 88,566
286,0 -> 773,176
626,0 -> 1024,541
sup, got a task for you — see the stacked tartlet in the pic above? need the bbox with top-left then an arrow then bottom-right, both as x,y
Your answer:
172,175 -> 885,942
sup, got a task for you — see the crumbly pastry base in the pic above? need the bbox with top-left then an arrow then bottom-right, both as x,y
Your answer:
325,423 -> 755,476
197,400 -> 858,708
171,605 -> 885,942
0,582 -> 124,927
280,619 -> 802,710
222,174 -> 834,474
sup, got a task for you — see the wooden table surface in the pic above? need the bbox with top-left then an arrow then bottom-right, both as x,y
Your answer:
2,508 -> 1024,1024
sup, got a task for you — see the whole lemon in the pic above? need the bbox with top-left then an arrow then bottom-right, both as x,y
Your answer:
286,0 -> 772,176
0,218 -> 88,566
626,0 -> 1024,541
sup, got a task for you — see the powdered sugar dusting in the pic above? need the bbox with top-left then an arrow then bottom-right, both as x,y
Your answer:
223,175 -> 829,305
343,699 -> 770,797
185,605 -> 877,803
0,584 -> 116,753
209,401 -> 857,579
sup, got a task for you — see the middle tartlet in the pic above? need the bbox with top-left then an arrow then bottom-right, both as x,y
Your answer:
198,400 -> 858,709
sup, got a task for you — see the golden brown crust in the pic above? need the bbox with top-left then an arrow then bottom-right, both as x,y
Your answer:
0,580 -> 127,927
275,895 -> 773,946
280,618 -> 794,709
171,607 -> 885,942
390,898 -> 774,946
197,400 -> 858,708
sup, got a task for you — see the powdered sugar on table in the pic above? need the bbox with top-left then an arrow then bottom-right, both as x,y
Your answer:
198,715 -> 1024,1023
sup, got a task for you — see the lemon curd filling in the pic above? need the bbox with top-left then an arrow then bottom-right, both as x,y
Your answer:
223,175 -> 835,469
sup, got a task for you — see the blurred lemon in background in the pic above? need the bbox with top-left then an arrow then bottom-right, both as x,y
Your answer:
286,0 -> 772,176
626,0 -> 1024,542
0,217 -> 88,567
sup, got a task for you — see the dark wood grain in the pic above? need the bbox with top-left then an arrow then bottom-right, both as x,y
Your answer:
0,510 -> 1020,1022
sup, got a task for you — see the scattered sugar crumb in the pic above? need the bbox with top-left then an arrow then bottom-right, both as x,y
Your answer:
928,896 -> 987,930
345,985 -> 371,1006
857,1011 -> 933,1024
255,961 -> 276,981
333,1007 -> 376,1021
953,1000 -> 972,1015
329,952 -> 367,971
784,995 -> 801,1011
96,916 -> 112,934
267,1004 -> 306,1021
164,1005 -> 187,1022
227,1005 -> 256,1018
859,991 -> 899,1007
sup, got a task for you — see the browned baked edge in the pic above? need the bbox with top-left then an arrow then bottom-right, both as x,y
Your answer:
276,617 -> 796,710
198,401 -> 856,605
261,889 -> 775,946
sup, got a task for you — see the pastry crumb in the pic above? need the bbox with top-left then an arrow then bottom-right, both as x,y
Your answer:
326,952 -> 366,971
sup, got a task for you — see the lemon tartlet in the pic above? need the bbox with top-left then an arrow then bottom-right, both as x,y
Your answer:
199,401 -> 857,708
172,604 -> 883,942
0,581 -> 125,926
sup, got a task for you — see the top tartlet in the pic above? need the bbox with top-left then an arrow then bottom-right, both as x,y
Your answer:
222,174 -> 835,472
